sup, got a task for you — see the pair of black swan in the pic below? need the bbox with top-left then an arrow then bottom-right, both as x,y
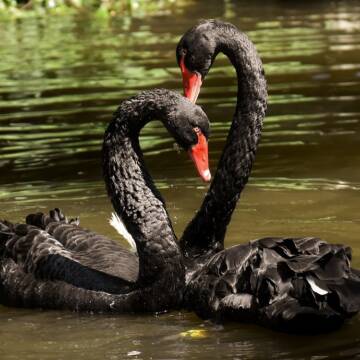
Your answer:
1,20 -> 359,333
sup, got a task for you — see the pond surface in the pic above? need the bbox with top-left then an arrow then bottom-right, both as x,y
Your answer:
1,0 -> 360,359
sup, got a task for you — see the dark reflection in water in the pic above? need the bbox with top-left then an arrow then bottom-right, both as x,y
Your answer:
1,0 -> 360,359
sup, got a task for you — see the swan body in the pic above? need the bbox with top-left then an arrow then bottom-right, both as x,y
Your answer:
185,237 -> 360,333
0,89 -> 210,313
177,20 -> 360,331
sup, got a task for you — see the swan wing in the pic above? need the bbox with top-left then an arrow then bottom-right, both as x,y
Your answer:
2,221 -> 136,294
26,209 -> 139,283
185,237 -> 360,332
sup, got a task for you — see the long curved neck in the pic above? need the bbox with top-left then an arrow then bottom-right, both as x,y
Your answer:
103,90 -> 184,285
181,24 -> 267,259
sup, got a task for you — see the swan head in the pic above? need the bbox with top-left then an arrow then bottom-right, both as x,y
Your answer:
164,94 -> 211,182
176,20 -> 220,103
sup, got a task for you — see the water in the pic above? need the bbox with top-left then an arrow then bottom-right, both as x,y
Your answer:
1,0 -> 360,358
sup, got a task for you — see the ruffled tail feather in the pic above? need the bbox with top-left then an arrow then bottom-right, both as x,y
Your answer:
26,208 -> 79,229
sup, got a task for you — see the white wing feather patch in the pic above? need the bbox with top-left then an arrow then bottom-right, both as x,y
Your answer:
307,277 -> 328,295
109,213 -> 137,253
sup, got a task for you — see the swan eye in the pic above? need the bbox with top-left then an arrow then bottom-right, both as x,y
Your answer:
194,127 -> 201,134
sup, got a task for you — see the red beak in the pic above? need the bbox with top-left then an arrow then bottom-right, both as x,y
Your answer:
179,57 -> 210,181
180,56 -> 202,103
188,129 -> 211,182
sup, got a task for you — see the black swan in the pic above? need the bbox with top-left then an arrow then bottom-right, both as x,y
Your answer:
0,89 -> 211,313
176,19 -> 360,332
